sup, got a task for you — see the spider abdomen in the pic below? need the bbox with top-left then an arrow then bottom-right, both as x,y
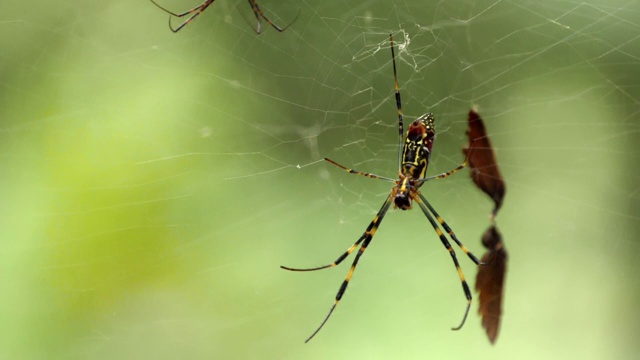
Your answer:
400,113 -> 435,183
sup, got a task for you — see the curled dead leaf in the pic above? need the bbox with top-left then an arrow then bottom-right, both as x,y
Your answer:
475,226 -> 508,344
464,109 -> 506,219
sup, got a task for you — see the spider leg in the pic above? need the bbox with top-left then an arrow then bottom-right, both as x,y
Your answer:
417,139 -> 476,184
247,0 -> 300,34
280,233 -> 365,272
280,159 -> 393,270
150,0 -> 215,33
389,34 -> 405,172
418,193 -> 483,265
324,158 -> 396,182
295,195 -> 393,342
414,195 -> 473,331
418,157 -> 468,184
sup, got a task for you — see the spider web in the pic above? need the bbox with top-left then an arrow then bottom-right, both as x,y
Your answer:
1,0 -> 639,359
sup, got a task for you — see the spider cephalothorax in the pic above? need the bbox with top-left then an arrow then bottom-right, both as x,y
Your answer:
393,176 -> 414,210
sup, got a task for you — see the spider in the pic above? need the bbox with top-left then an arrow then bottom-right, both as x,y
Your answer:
281,34 -> 483,343
149,0 -> 299,33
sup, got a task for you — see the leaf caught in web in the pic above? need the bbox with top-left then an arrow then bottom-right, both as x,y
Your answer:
464,109 -> 508,344
463,109 -> 506,219
475,226 -> 508,344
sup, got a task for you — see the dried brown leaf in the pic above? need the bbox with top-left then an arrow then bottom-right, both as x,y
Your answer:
464,109 -> 506,219
475,226 -> 508,344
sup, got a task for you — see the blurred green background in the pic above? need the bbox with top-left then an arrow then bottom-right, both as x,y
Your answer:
1,0 -> 639,359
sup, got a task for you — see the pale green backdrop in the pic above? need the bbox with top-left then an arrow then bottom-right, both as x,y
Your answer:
1,0 -> 639,359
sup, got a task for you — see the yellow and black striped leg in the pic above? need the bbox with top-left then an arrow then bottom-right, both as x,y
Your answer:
324,158 -> 396,182
419,140 -> 477,184
280,232 -> 366,272
390,33 -> 405,170
418,193 -> 483,265
415,196 -> 472,331
301,196 -> 393,342
419,159 -> 468,184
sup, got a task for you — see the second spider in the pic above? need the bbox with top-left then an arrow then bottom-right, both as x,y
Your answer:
281,34 -> 483,343
150,0 -> 298,33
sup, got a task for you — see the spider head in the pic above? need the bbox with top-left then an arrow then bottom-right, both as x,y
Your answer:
394,177 -> 414,210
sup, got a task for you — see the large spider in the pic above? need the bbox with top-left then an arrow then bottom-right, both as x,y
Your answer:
281,34 -> 483,343
150,0 -> 298,33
